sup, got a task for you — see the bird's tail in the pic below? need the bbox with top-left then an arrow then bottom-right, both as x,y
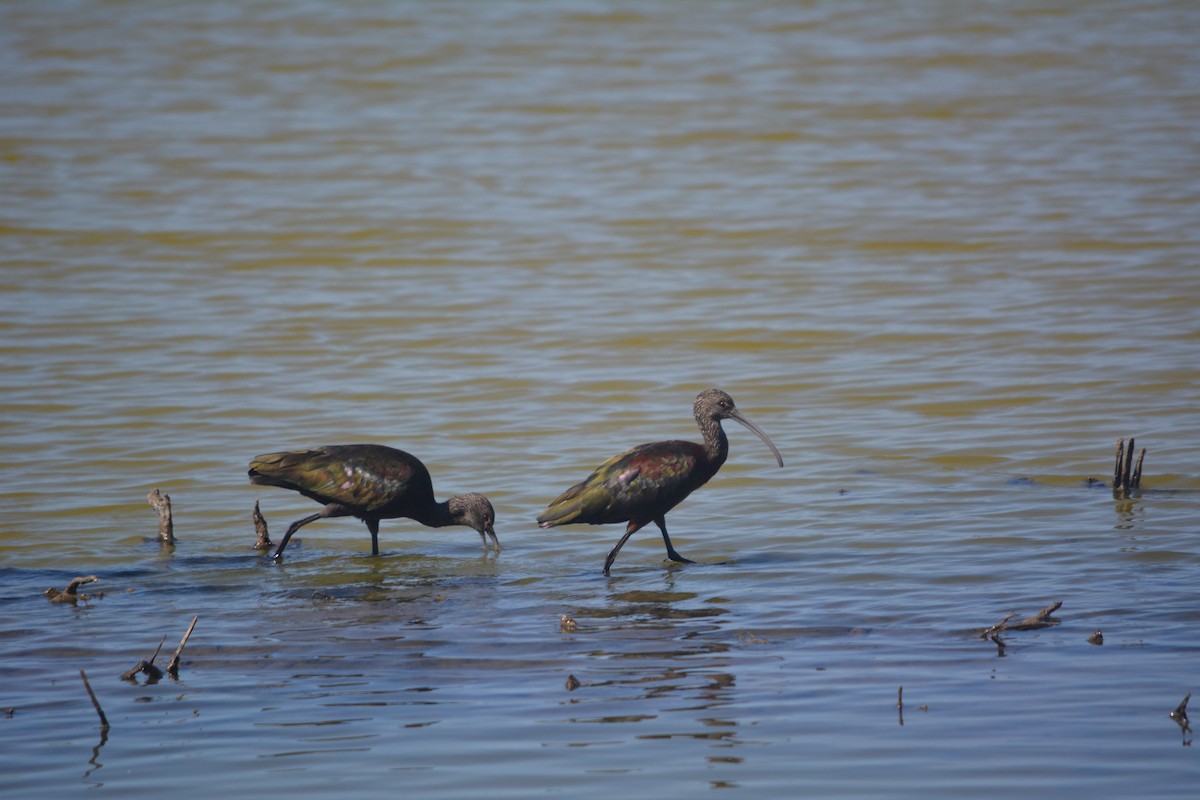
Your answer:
536,483 -> 593,528
248,450 -> 310,489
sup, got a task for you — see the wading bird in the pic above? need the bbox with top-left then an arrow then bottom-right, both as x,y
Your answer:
249,444 -> 498,560
537,389 -> 783,574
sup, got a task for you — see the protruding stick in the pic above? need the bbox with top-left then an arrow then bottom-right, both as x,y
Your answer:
79,669 -> 110,732
252,500 -> 272,550
1131,448 -> 1146,489
167,615 -> 199,676
148,488 -> 175,544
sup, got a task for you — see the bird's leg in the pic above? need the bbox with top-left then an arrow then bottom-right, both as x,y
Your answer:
272,504 -> 348,560
272,512 -> 323,560
366,519 -> 380,556
656,517 -> 694,564
604,521 -> 646,575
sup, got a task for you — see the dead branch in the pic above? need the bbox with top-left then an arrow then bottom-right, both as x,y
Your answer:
121,635 -> 166,683
252,500 -> 272,550
147,488 -> 175,544
44,575 -> 100,604
166,615 -> 199,677
79,669 -> 110,732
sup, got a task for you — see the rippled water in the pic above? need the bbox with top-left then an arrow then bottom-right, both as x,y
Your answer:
2,2 -> 1198,797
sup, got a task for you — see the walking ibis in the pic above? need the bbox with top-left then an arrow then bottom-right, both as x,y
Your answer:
536,389 -> 783,574
248,444 -> 498,560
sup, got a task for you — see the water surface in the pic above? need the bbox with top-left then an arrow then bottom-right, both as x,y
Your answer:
1,2 -> 1198,797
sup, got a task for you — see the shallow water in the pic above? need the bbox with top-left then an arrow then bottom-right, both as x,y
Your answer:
2,1 -> 1198,797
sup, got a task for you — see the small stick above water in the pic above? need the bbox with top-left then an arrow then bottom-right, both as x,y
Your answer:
166,615 -> 199,677
147,488 -> 175,544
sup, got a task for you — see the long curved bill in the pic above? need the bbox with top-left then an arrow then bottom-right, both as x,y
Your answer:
730,408 -> 784,467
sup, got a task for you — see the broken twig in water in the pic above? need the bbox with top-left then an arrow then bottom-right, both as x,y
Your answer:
979,601 -> 1063,642
147,488 -> 175,544
44,575 -> 100,604
121,635 -> 166,683
252,500 -> 272,550
79,669 -> 110,732
1111,437 -> 1146,496
166,615 -> 199,677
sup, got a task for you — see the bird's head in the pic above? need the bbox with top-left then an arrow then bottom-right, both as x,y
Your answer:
450,492 -> 497,538
695,388 -> 784,468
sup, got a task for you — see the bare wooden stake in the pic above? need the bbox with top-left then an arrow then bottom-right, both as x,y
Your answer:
1111,438 -> 1149,495
252,500 -> 272,550
79,669 -> 110,732
147,488 -> 175,544
1113,438 -> 1125,488
167,615 -> 199,677
1122,437 -> 1136,491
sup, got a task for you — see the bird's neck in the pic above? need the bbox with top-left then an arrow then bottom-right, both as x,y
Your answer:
411,499 -> 457,529
697,416 -> 730,467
